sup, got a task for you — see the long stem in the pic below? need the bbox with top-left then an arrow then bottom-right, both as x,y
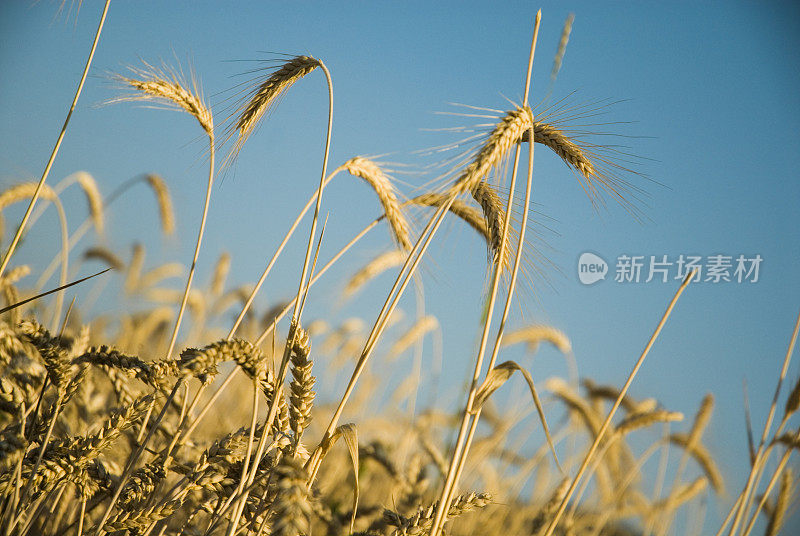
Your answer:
436,121 -> 538,535
291,61 -> 334,325
0,0 -> 111,282
227,166 -> 344,339
306,198 -> 454,483
726,308 -> 799,536
543,271 -> 697,536
165,131 -> 216,359
740,429 -> 798,536
428,13 -> 540,536
226,61 -> 334,534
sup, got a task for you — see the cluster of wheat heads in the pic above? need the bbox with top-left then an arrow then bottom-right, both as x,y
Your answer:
1,4 -> 799,536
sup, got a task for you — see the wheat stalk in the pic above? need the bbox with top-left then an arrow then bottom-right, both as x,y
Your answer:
429,18 -> 543,536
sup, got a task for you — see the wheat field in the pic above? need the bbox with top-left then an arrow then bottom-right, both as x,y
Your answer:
0,3 -> 798,536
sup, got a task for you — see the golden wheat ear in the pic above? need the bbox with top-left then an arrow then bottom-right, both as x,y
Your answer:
453,106 -> 535,195
222,55 -> 321,164
342,157 -> 413,251
111,60 -> 213,137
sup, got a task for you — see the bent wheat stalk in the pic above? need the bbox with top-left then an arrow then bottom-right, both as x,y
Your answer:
226,58 -> 333,536
112,59 -> 216,360
94,62 -> 215,536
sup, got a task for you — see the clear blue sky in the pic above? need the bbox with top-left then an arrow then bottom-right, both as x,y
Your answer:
2,1 -> 799,532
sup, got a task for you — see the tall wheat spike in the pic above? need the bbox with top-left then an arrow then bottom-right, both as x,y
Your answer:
226,55 -> 320,161
114,61 -> 213,137
343,157 -> 412,251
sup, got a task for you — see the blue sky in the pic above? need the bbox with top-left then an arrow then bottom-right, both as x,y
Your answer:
1,1 -> 799,532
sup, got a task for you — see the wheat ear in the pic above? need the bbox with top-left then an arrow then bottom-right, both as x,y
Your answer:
550,13 -> 574,85
502,325 -> 571,354
226,55 -> 320,161
470,180 -> 512,269
345,250 -> 407,299
343,157 -> 412,251
407,193 -> 490,243
114,61 -> 213,136
289,326 -> 315,444
523,121 -> 595,178
454,106 -> 534,194
145,174 -> 175,236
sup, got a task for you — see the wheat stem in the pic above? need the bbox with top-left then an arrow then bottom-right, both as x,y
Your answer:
543,271 -> 696,536
0,0 -> 110,283
429,15 -> 541,536
227,165 -> 344,339
226,60 -> 333,536
726,308 -> 799,536
165,131 -> 215,361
